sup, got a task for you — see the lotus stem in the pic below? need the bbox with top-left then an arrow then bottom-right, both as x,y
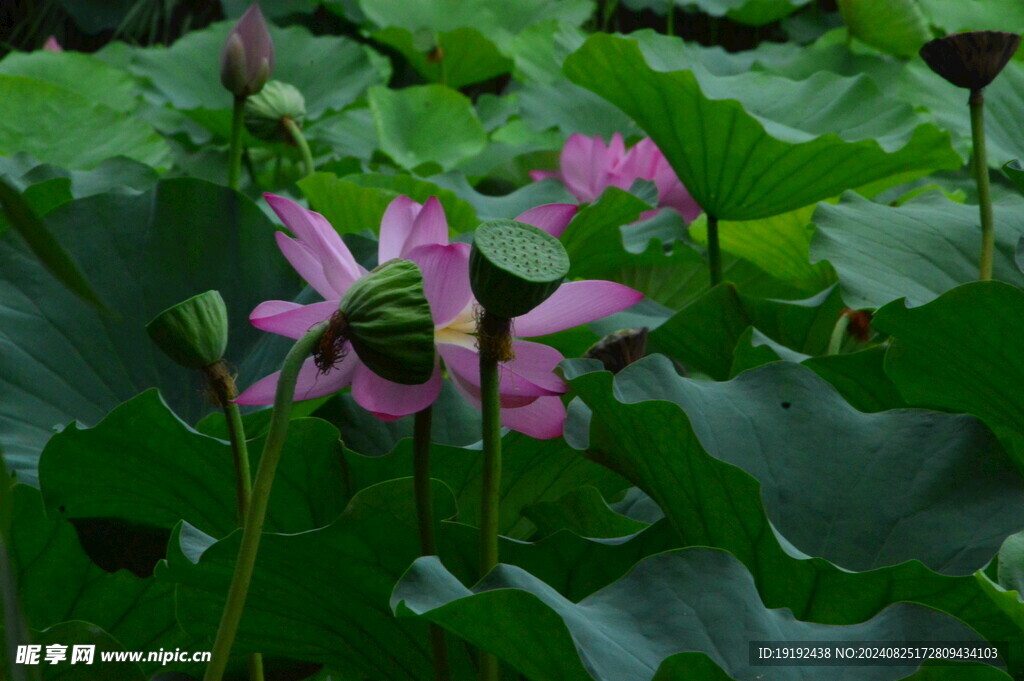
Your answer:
827,311 -> 852,356
203,321 -> 328,681
477,311 -> 508,681
281,117 -> 314,179
228,95 -> 246,191
413,406 -> 452,681
707,213 -> 722,287
970,88 -> 995,281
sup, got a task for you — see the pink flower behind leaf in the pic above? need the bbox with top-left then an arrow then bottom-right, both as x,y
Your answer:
43,36 -> 63,52
531,132 -> 702,224
236,194 -> 642,439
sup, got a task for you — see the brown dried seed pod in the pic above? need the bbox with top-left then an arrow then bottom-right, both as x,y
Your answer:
919,31 -> 1021,90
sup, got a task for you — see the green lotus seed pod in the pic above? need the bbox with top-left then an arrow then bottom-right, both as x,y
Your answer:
470,220 -> 569,319
243,80 -> 306,142
339,259 -> 435,385
146,290 -> 228,369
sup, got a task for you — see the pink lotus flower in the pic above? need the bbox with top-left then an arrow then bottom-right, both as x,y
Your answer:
236,194 -> 642,439
531,132 -> 702,224
43,36 -> 63,52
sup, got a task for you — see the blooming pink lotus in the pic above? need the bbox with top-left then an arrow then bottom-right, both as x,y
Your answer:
236,194 -> 642,439
531,132 -> 702,224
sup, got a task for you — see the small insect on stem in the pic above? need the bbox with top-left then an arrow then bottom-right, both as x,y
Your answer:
313,310 -> 350,375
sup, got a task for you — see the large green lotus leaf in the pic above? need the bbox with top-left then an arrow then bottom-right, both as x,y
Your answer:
919,0 -> 1024,33
572,356 -> 1024,574
563,360 -> 1024,670
0,51 -> 137,112
647,284 -> 845,379
680,0 -> 813,25
803,347 -> 909,413
874,282 -> 1024,445
0,179 -> 297,480
356,0 -> 592,49
9,484 -> 199,677
0,75 -> 168,171
0,155 -> 158,203
162,478 -> 476,679
129,22 -> 388,119
341,431 -> 627,539
368,85 -> 487,173
342,172 -> 480,233
811,192 -> 1024,310
564,33 -> 961,220
688,204 -> 835,295
838,0 -> 930,57
38,391 -> 346,539
393,549 -> 995,681
372,27 -> 512,89
524,486 -> 649,540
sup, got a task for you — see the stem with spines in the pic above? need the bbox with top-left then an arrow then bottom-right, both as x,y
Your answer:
203,321 -> 328,681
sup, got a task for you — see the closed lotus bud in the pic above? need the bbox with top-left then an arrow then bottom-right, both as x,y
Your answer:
220,3 -> 275,97
919,31 -> 1020,90
319,260 -> 435,385
470,220 -> 569,320
243,80 -> 306,142
147,290 -> 229,369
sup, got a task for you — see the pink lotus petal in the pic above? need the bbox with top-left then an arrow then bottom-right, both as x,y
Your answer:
500,396 -> 566,439
405,243 -> 473,328
403,196 -> 449,254
446,367 -> 537,409
351,361 -> 443,420
43,36 -> 63,52
378,195 -> 421,262
266,194 -> 365,294
234,352 -> 359,405
515,204 -> 578,239
220,4 -> 274,95
274,232 -> 338,299
439,341 -> 566,406
561,133 -> 607,202
250,300 -> 338,340
513,281 -> 643,337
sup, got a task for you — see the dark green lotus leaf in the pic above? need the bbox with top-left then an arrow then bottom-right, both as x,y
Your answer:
563,359 -> 1024,670
392,549 -> 994,681
803,347 -> 909,413
0,179 -> 297,480
728,326 -> 809,376
811,192 -> 1024,309
564,33 -> 961,220
340,429 -> 627,539
647,284 -> 846,379
340,172 -> 480,233
372,26 -> 512,89
839,0 -> 931,57
874,282 -> 1024,447
38,390 -> 347,539
524,486 -> 649,540
1004,160 -> 1024,195
368,85 -> 487,173
0,75 -> 168,171
0,51 -> 137,113
29,622 -> 146,681
161,478 -> 476,679
129,22 -> 388,119
8,484 -> 200,678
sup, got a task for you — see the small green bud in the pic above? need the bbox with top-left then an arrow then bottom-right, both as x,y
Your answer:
146,291 -> 229,369
243,80 -> 306,142
470,220 -> 569,320
335,259 -> 435,385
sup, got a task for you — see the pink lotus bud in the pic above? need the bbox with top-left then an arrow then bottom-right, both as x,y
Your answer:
43,36 -> 63,52
220,4 -> 275,97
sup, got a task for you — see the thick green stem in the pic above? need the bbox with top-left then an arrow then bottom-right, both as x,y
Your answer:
477,312 -> 508,681
282,117 -> 314,179
223,402 -> 252,525
413,406 -> 451,681
228,95 -> 246,191
203,321 -> 328,681
665,2 -> 675,36
707,213 -> 722,287
970,89 -> 995,281
247,653 -> 264,681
